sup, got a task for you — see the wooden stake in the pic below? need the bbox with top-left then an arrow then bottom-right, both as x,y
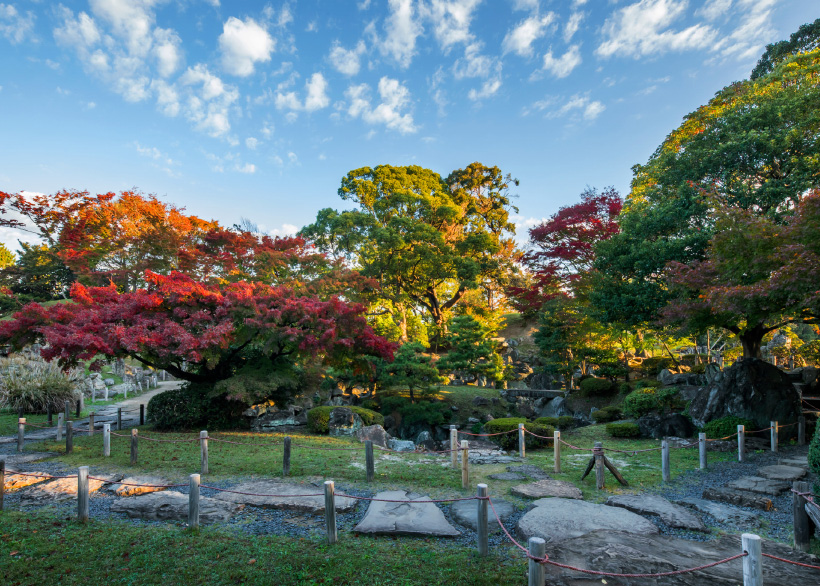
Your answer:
17,418 -> 24,453
324,481 -> 337,545
56,413 -> 63,441
140,404 -> 145,426
461,440 -> 469,489
117,408 -> 122,431
770,421 -> 778,453
130,429 -> 138,465
450,425 -> 458,469
798,416 -> 806,446
793,480 -> 811,552
518,423 -> 525,458
527,537 -> 546,586
66,421 -> 73,454
88,412 -> 95,436
103,424 -> 110,457
554,430 -> 561,474
594,441 -> 605,490
737,425 -> 745,462
283,436 -> 291,477
741,533 -> 762,586
188,474 -> 200,529
200,430 -> 209,474
699,432 -> 707,470
78,466 -> 89,523
662,439 -> 671,482
477,484 -> 489,556
0,459 -> 5,511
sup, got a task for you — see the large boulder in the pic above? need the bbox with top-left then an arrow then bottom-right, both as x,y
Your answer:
355,424 -> 391,448
328,407 -> 363,436
688,359 -> 801,429
637,413 -> 695,439
354,491 -> 460,536
540,396 -> 572,418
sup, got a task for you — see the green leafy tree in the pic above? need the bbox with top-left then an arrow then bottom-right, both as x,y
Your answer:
0,243 -> 74,304
751,17 -> 820,79
437,315 -> 503,383
384,342 -> 446,401
0,244 -> 14,269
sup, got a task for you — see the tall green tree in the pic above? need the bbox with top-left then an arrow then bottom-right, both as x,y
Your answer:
437,315 -> 503,384
384,342 -> 446,401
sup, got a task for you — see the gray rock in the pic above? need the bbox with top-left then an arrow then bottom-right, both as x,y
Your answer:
506,464 -> 551,481
251,407 -> 307,432
637,413 -> 695,439
675,497 -> 760,526
702,487 -> 773,511
489,472 -> 526,481
210,481 -> 356,513
355,424 -> 391,448
450,498 -> 515,534
605,494 -> 707,531
727,475 -> 790,495
541,396 -> 573,418
780,456 -> 808,468
328,407 -> 363,436
111,491 -> 242,524
21,474 -> 122,504
511,479 -> 582,500
110,476 -> 172,497
472,396 -> 491,407
757,464 -> 806,481
517,498 -> 658,543
388,439 -> 415,452
3,472 -> 50,492
353,491 -> 460,536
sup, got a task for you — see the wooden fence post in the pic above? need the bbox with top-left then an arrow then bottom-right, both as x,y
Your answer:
450,425 -> 458,469
283,436 -> 291,477
66,421 -> 73,455
324,480 -> 337,545
742,533 -> 762,586
699,432 -> 707,470
461,440 -> 470,489
518,423 -> 525,458
65,400 -> 70,427
47,404 -> 52,427
770,421 -> 778,453
793,480 -> 811,552
365,440 -> 374,483
56,413 -> 63,441
662,439 -> 671,482
88,412 -> 95,436
140,404 -> 145,426
76,396 -> 81,418
117,408 -> 122,431
594,441 -> 605,490
103,424 -> 110,457
554,430 -> 561,474
477,483 -> 488,556
78,466 -> 89,523
200,431 -> 209,475
130,429 -> 138,465
17,418 -> 25,453
528,537 -> 546,586
737,425 -> 745,462
0,459 -> 4,511
798,416 -> 806,446
188,473 -> 200,529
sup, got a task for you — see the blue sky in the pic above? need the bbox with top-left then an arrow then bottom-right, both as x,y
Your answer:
0,0 -> 816,250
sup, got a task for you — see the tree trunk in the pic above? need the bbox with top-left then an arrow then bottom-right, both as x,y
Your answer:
396,302 -> 408,342
739,325 -> 766,360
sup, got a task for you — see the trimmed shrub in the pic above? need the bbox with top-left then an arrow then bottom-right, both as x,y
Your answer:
640,357 -> 675,377
622,387 -> 684,418
307,406 -> 384,434
635,379 -> 662,390
619,382 -> 631,395
579,377 -> 615,397
592,406 -> 623,423
702,416 -> 755,440
606,422 -> 640,438
378,396 -> 452,428
483,417 -> 554,450
148,383 -> 249,430
809,420 -> 820,489
534,416 -> 574,430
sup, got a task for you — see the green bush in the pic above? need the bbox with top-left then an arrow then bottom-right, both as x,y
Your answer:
640,357 -> 675,376
606,422 -> 640,437
483,417 -> 554,450
619,382 -> 631,395
579,377 -> 615,397
622,387 -> 684,418
702,416 -> 755,439
635,379 -> 662,390
809,420 -> 820,489
148,383 -> 249,430
655,387 -> 685,411
534,416 -> 574,430
592,406 -> 623,423
307,406 -> 384,434
378,396 -> 452,428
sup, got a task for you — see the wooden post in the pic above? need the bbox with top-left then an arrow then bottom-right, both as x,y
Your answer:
737,425 -> 745,462
742,533 -> 762,586
103,424 -> 110,457
130,429 -> 138,465
200,430 -> 209,475
771,421 -> 778,453
66,421 -> 73,454
123,385 -> 127,400
17,418 -> 25,453
477,484 -> 488,556
88,412 -> 95,436
450,425 -> 458,469
518,423 -> 525,458
139,404 -> 145,426
283,436 -> 291,477
56,413 -> 63,441
188,473 -> 200,529
527,537 -> 546,586
47,404 -> 52,426
554,430 -> 561,474
662,439 -> 671,482
104,387 -> 109,401
117,408 -> 122,431
78,466 -> 89,523
461,440 -> 470,489
0,459 -> 4,511
324,480 -> 337,545
594,442 -> 605,490
793,480 -> 811,552
798,416 -> 806,446
699,432 -> 707,470
365,440 -> 374,483
76,396 -> 81,418
65,400 -> 70,426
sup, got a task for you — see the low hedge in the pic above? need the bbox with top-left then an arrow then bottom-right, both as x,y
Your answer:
809,421 -> 820,486
640,357 -> 676,376
534,416 -> 574,430
147,383 -> 249,430
307,406 -> 384,434
591,406 -> 623,423
606,422 -> 640,438
579,377 -> 615,397
483,417 -> 555,450
702,415 -> 754,439
622,387 -> 684,418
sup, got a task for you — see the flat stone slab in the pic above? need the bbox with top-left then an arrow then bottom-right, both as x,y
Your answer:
511,479 -> 582,500
211,481 -> 356,513
469,452 -> 521,464
517,498 -> 658,543
3,472 -> 50,492
758,465 -> 806,482
110,491 -> 242,524
450,498 -> 515,534
110,476 -> 174,497
780,456 -> 808,468
489,472 -> 526,481
21,473 -> 121,504
506,464 -> 551,481
353,491 -> 460,536
606,494 -> 707,532
0,452 -> 58,465
727,475 -> 790,495
675,497 -> 760,527
702,487 -> 772,511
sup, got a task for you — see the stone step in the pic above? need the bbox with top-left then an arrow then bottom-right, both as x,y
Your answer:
727,475 -> 790,496
757,464 -> 807,482
702,487 -> 773,511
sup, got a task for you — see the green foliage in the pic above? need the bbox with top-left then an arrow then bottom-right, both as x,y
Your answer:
306,405 -> 384,434
0,243 -> 14,269
618,382 -> 631,394
371,306 -> 429,346
635,379 -> 662,390
534,416 -> 574,430
483,417 -> 554,450
147,382 -> 249,430
0,242 -> 74,302
579,377 -> 615,397
702,416 -> 755,439
379,395 -> 452,428
639,357 -> 676,377
437,315 -> 503,382
622,389 -> 660,418
606,422 -> 640,438
0,356 -> 81,413
592,406 -> 623,423
751,17 -> 820,79
809,420 -> 820,485
385,342 -> 446,401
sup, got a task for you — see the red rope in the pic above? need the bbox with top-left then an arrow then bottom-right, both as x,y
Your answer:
87,476 -> 187,488
457,429 -> 517,437
762,553 -> 820,570
345,494 -> 483,504
20,421 -> 51,428
199,485 -> 324,498
539,552 -> 748,577
4,470 -> 78,479
522,429 -> 556,441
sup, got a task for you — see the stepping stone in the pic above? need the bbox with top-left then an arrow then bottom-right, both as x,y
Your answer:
0,453 -> 58,465
110,476 -> 174,497
489,472 -> 526,481
469,453 -> 521,464
517,498 -> 658,543
511,479 -> 582,500
758,465 -> 806,482
3,472 -> 50,492
110,491 -> 242,524
702,487 -> 772,511
210,481 -> 356,513
21,473 -> 122,504
779,457 -> 808,468
606,494 -> 707,532
353,491 -> 460,536
449,498 -> 515,534
506,464 -> 551,481
675,497 -> 760,526
728,476 -> 790,495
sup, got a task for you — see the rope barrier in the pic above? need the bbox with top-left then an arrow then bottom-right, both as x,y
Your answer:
4,469 -> 79,479
87,476 -> 187,488
762,553 -> 820,571
456,429 -> 517,437
199,485 -> 326,498
344,494 -> 484,504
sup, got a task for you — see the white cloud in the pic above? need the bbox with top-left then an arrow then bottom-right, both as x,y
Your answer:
152,28 -> 183,77
329,40 -> 367,76
235,162 -> 256,173
358,0 -> 372,9
246,137 -> 259,149
151,79 -> 180,116
346,77 -> 417,134
45,59 -> 61,70
268,223 -> 298,236
423,0 -> 482,53
454,42 -> 503,99
712,0 -> 778,61
511,0 -> 539,10
53,8 -> 100,49
541,44 -> 582,78
134,141 -> 175,165
564,11 -> 584,43
551,94 -> 605,120
468,78 -> 501,101
180,64 -> 239,136
84,101 -> 97,109
0,3 -> 35,44
89,0 -> 155,56
370,0 -> 422,68
275,72 -> 330,114
219,17 -> 274,76
697,0 -> 733,20
305,21 -> 318,32
502,13 -> 554,57
596,0 -> 717,58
